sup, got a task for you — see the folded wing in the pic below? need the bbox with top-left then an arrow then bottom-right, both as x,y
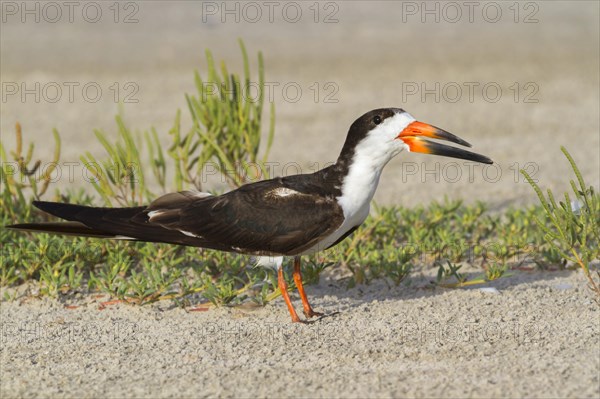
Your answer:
8,180 -> 345,256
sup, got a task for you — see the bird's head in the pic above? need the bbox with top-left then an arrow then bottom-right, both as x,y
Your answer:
339,108 -> 493,166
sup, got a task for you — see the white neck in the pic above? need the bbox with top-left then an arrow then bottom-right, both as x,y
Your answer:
337,111 -> 415,225
300,111 -> 415,255
337,142 -> 391,225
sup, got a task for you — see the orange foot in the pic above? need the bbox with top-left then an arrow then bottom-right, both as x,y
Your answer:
303,309 -> 324,319
293,256 -> 325,319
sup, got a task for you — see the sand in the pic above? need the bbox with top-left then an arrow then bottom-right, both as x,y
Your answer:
1,268 -> 599,398
1,2 -> 599,398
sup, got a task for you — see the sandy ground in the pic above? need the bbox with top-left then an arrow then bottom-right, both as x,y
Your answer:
1,1 -> 600,398
1,268 -> 599,398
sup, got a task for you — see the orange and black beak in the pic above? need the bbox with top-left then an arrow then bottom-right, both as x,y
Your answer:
398,121 -> 493,164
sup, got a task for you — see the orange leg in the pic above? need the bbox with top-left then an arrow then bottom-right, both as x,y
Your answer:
278,266 -> 302,323
293,256 -> 324,318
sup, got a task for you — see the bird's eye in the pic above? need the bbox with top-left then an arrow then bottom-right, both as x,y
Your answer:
373,115 -> 382,125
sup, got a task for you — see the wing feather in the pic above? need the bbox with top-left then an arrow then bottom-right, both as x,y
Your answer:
25,178 -> 346,256
149,179 -> 344,255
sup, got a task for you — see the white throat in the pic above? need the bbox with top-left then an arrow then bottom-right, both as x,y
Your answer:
300,111 -> 415,255
337,111 -> 415,224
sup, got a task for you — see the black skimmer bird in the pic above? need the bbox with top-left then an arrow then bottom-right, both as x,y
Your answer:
8,108 -> 492,322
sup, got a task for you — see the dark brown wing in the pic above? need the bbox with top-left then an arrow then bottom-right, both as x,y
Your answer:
147,179 -> 345,255
15,177 -> 345,256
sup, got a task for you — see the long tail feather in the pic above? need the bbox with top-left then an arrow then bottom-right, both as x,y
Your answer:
32,200 -> 146,222
5,221 -> 130,239
6,201 -> 199,246
5,201 -> 146,240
